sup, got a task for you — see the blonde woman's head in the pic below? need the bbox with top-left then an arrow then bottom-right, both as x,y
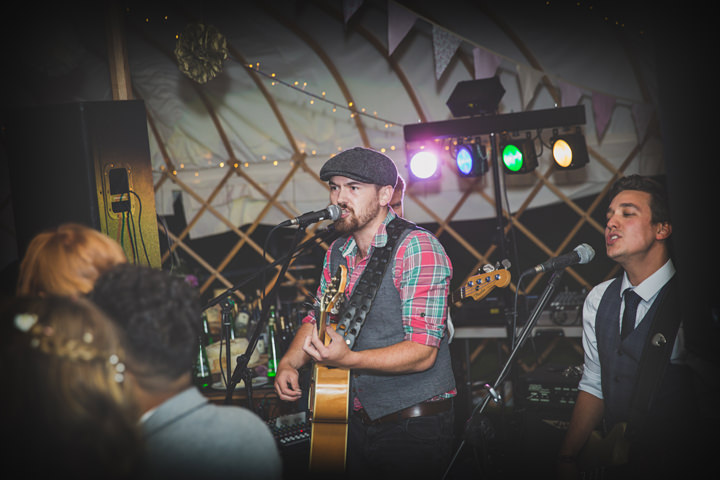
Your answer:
17,223 -> 127,296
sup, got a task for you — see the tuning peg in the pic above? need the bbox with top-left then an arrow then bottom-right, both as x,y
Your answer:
501,259 -> 511,269
481,264 -> 495,273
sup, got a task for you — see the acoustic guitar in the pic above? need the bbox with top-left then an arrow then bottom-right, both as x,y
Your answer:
308,265 -> 349,474
307,265 -> 510,472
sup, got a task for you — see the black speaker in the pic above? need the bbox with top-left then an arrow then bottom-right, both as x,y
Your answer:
446,76 -> 506,118
3,100 -> 161,267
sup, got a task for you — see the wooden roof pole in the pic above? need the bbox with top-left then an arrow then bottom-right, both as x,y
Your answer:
106,2 -> 133,100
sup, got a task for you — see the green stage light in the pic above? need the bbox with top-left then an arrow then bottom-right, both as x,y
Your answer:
500,138 -> 537,174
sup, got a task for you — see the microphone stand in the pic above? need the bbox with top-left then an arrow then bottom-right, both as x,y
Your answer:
443,269 -> 566,479
203,225 -> 338,310
223,223 -> 311,408
203,224 -> 337,406
201,226 -> 337,401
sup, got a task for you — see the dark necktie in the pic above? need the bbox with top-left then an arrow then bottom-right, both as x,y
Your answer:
621,289 -> 641,340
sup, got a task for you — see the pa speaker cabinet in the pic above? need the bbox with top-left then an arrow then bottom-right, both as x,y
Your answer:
4,100 -> 161,267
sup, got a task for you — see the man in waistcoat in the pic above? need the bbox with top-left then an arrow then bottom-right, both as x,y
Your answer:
557,175 -> 699,479
275,147 -> 456,479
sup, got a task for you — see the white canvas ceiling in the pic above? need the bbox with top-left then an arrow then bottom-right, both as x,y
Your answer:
1,0 -> 663,241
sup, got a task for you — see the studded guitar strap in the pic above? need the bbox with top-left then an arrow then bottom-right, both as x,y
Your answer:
334,216 -> 415,349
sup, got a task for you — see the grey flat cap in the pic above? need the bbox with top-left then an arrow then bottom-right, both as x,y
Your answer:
320,147 -> 398,187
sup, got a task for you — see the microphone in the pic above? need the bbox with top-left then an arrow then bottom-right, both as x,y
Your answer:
278,204 -> 341,227
521,243 -> 595,276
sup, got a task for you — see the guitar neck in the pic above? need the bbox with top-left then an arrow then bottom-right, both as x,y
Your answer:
450,288 -> 465,305
450,269 -> 511,306
317,311 -> 328,344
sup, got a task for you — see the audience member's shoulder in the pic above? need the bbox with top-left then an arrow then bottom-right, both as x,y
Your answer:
179,388 -> 272,433
207,401 -> 270,430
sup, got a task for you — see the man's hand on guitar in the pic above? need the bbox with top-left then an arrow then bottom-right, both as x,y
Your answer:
303,325 -> 356,368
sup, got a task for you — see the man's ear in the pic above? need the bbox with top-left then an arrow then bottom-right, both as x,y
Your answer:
656,221 -> 672,240
378,185 -> 393,206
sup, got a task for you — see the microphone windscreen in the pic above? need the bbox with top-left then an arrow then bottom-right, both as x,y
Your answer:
574,243 -> 595,264
327,204 -> 341,221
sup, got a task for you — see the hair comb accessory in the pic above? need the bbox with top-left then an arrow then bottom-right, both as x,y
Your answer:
14,313 -> 38,332
109,354 -> 126,383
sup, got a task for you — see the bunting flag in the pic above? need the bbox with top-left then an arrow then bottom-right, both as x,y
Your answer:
592,91 -> 616,141
432,26 -> 462,80
343,0 -> 364,24
557,79 -> 584,107
472,47 -> 501,79
516,64 -> 544,109
384,3 -> 631,145
631,103 -> 655,143
387,1 -> 418,56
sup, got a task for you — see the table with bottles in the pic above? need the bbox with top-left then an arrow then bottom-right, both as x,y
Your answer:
193,297 -> 306,419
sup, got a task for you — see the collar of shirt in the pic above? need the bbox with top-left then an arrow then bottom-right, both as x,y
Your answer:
620,258 -> 676,303
139,405 -> 157,425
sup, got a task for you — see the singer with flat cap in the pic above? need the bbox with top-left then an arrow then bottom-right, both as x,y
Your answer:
557,175 -> 701,479
274,147 -> 456,479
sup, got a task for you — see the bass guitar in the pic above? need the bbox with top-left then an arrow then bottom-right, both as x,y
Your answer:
308,265 -> 349,473
451,267 -> 511,305
578,422 -> 630,479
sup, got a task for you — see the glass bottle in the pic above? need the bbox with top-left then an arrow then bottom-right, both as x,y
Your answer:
201,311 -> 213,345
193,332 -> 212,391
235,305 -> 249,339
267,306 -> 278,378
226,296 -> 237,340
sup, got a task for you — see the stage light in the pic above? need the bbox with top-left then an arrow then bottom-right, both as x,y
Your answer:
551,131 -> 589,170
454,142 -> 488,177
408,149 -> 440,181
500,136 -> 537,174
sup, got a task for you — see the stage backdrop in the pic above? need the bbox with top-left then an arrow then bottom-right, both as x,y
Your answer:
0,1 -> 678,301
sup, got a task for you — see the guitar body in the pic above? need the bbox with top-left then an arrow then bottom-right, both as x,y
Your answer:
578,422 -> 630,478
308,266 -> 350,474
308,351 -> 350,472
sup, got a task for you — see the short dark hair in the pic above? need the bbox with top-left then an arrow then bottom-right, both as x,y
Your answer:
608,174 -> 671,225
394,174 -> 406,192
90,264 -> 201,382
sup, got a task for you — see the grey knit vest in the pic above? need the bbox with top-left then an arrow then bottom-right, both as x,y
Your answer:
328,227 -> 455,420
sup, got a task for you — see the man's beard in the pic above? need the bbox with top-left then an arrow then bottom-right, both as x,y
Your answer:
334,202 -> 382,234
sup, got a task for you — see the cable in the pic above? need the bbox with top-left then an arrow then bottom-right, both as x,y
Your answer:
156,214 -> 181,273
120,210 -> 126,249
128,210 -> 139,263
129,190 -> 151,265
497,140 -> 523,349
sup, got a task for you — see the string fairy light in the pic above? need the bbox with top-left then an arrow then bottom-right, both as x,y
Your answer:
243,64 -> 403,127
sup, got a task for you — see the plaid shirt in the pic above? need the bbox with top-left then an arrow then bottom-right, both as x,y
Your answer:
303,210 -> 456,401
